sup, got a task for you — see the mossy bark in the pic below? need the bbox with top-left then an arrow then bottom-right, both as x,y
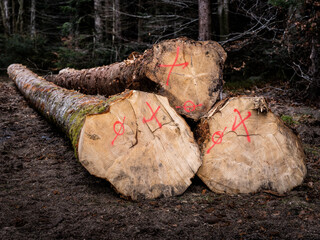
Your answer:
8,64 -> 202,200
7,64 -> 122,155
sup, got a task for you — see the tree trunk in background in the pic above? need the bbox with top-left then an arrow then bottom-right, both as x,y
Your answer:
112,0 -> 121,43
8,64 -> 201,200
137,0 -> 143,43
94,0 -> 103,44
30,0 -> 36,37
196,96 -> 306,195
198,0 -> 211,41
218,0 -> 229,41
307,37 -> 320,104
17,0 -> 24,33
0,0 -> 11,36
104,0 -> 111,40
46,38 -> 227,121
12,0 -> 16,33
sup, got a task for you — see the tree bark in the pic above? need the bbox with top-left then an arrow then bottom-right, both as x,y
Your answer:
104,0 -> 111,40
218,0 -> 229,41
8,64 -> 201,200
12,0 -> 16,33
112,0 -> 121,43
17,0 -> 24,33
137,0 -> 143,43
0,0 -> 11,36
30,0 -> 36,37
198,0 -> 211,41
46,37 -> 227,120
94,0 -> 103,44
196,96 -> 306,194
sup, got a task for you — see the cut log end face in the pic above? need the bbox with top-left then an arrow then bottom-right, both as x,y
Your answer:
197,96 -> 306,195
145,39 -> 226,120
78,91 -> 201,200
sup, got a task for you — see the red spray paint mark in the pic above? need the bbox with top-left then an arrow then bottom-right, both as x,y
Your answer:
176,100 -> 202,113
207,127 -> 227,154
159,46 -> 189,86
232,109 -> 251,142
111,116 -> 125,145
142,102 -> 162,128
206,109 -> 252,154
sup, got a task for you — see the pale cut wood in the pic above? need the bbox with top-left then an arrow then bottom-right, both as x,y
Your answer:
46,37 -> 227,120
78,90 -> 201,200
197,96 -> 306,194
8,64 -> 201,200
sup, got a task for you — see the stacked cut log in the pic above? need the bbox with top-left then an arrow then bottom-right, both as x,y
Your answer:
9,37 -> 307,199
8,64 -> 201,200
196,97 -> 306,194
46,37 -> 227,121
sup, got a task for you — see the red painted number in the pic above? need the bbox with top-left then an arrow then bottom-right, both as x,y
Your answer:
232,109 -> 251,143
176,100 -> 202,113
206,109 -> 252,154
111,116 -> 126,145
159,46 -> 189,86
142,102 -> 162,128
207,127 -> 227,154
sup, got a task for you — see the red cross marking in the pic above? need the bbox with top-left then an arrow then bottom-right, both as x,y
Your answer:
159,46 -> 189,86
111,116 -> 126,145
207,127 -> 227,154
232,109 -> 252,142
142,102 -> 162,128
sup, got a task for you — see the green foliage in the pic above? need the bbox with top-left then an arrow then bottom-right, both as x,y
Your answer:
281,115 -> 298,125
0,34 -> 54,73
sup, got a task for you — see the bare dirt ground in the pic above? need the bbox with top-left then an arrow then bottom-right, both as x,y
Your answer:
1,76 -> 320,239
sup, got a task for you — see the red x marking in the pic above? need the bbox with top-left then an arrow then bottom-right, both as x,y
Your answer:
159,46 -> 189,86
232,109 -> 251,142
142,102 -> 162,128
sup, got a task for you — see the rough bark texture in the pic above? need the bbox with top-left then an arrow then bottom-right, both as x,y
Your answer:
0,0 -> 11,36
94,0 -> 103,43
46,37 -> 227,120
198,0 -> 211,40
8,64 -> 111,153
218,0 -> 229,41
30,0 -> 36,37
196,96 -> 306,194
8,64 -> 201,200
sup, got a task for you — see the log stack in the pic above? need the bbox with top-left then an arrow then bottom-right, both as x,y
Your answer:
8,37 -> 306,199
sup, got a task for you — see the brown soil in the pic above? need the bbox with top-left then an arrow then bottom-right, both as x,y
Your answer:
1,76 -> 320,239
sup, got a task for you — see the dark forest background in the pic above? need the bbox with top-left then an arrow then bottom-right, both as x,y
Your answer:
0,0 -> 319,101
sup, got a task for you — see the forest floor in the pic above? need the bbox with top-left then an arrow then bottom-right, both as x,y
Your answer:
1,75 -> 320,240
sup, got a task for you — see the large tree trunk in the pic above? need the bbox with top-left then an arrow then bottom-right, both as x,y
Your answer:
112,0 -> 121,43
8,64 -> 201,200
46,37 -> 227,120
94,0 -> 103,44
104,0 -> 111,40
12,0 -> 16,33
218,0 -> 229,41
30,0 -> 36,37
0,0 -> 11,36
198,0 -> 211,41
196,96 -> 306,194
17,0 -> 24,33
